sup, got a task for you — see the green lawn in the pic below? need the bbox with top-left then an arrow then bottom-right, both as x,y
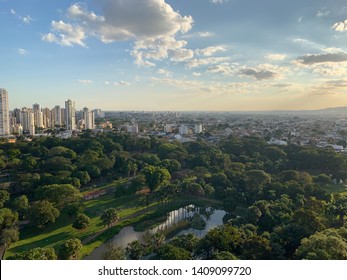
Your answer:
324,184 -> 347,194
5,192 -> 156,258
5,189 -> 222,259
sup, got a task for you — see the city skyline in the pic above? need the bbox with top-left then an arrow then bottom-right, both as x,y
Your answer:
1,0 -> 347,111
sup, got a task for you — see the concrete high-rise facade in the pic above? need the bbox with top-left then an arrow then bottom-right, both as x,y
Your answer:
33,103 -> 44,128
0,88 -> 10,135
194,124 -> 203,134
51,105 -> 61,127
65,99 -> 76,131
42,107 -> 52,128
20,107 -> 35,135
82,107 -> 95,130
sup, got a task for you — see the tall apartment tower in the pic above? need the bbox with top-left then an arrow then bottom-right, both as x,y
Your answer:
52,105 -> 62,127
33,103 -> 44,128
0,88 -> 10,136
65,99 -> 76,131
42,107 -> 52,128
20,107 -> 35,135
82,107 -> 95,130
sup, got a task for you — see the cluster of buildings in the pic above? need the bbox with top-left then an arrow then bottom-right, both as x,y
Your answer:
0,88 -> 101,137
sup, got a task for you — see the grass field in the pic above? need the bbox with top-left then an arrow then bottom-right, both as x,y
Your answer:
5,192 -> 157,258
324,184 -> 347,194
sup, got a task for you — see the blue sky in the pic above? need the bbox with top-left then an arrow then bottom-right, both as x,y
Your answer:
1,0 -> 347,111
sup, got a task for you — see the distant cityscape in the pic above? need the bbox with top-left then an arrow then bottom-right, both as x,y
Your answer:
2,87 -> 347,155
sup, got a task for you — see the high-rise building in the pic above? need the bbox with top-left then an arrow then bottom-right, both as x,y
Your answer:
126,124 -> 139,133
82,107 -> 95,130
20,107 -> 35,134
61,108 -> 66,126
29,112 -> 35,135
13,108 -> 21,123
194,124 -> 203,134
42,107 -> 52,128
33,103 -> 44,128
0,88 -> 10,135
51,105 -> 61,127
65,99 -> 76,131
93,109 -> 105,118
179,125 -> 189,135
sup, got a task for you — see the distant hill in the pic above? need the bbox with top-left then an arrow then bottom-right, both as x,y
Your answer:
229,107 -> 347,116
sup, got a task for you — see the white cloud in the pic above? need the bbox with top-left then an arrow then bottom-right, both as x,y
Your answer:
114,81 -> 131,86
210,0 -> 228,3
104,81 -> 110,85
332,20 -> 347,32
265,54 -> 287,61
186,56 -> 230,69
310,79 -> 347,95
181,32 -> 214,38
10,9 -> 33,24
297,53 -> 347,65
239,64 -> 289,80
42,21 -> 86,47
206,63 -> 237,76
151,77 -> 250,95
192,72 -> 202,77
157,69 -> 172,77
22,15 -> 33,24
196,45 -> 227,56
316,10 -> 330,17
78,79 -> 93,84
131,36 -> 193,66
292,38 -> 325,51
17,48 -> 28,55
43,1 -> 194,65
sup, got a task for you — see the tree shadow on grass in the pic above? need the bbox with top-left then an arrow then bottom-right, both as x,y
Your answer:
7,231 -> 71,255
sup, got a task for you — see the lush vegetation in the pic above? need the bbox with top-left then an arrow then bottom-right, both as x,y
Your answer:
0,132 -> 347,259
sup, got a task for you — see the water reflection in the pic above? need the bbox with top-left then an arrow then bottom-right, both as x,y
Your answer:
84,205 -> 225,260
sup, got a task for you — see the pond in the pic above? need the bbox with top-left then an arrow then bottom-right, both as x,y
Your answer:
84,205 -> 226,260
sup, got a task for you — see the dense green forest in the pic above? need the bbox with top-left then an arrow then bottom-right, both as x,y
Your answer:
0,132 -> 347,260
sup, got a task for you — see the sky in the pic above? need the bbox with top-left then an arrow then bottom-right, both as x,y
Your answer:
1,0 -> 347,111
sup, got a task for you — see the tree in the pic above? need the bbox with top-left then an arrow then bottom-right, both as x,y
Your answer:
0,208 -> 19,248
7,247 -> 57,260
126,240 -> 145,260
212,251 -> 238,260
103,245 -> 126,260
29,200 -> 60,228
149,233 -> 165,252
64,202 -> 85,219
295,230 -> 347,260
43,156 -> 76,172
156,244 -> 191,260
142,166 -> 171,192
0,190 -> 10,208
72,213 -> 90,229
1,228 -> 19,248
240,234 -> 272,260
196,225 -> 242,259
12,195 -> 29,220
22,156 -> 37,171
170,233 -> 199,252
101,208 -> 119,228
160,159 -> 182,173
72,171 -> 91,185
58,238 -> 83,260
35,184 -> 82,210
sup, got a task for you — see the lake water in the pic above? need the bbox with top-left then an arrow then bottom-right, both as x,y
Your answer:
84,205 -> 226,260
